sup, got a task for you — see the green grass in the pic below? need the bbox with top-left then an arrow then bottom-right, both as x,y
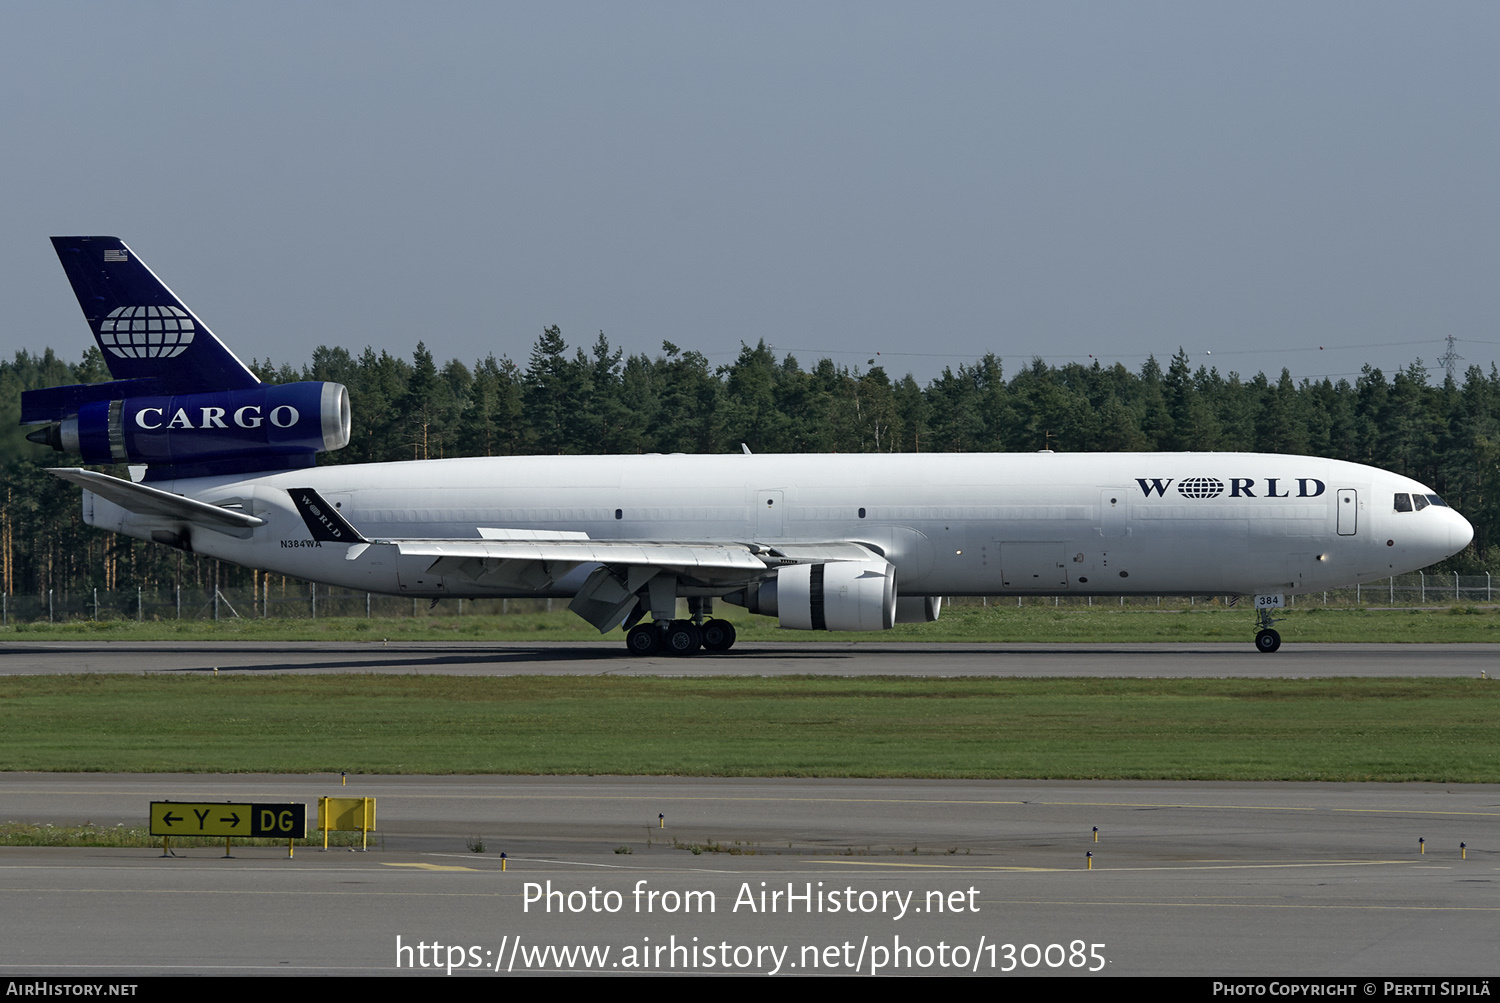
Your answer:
0,822 -> 370,849
7,602 -> 1500,643
2,674 -> 1495,782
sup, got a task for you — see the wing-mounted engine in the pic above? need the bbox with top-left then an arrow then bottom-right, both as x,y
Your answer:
726,559 -> 897,631
24,381 -> 350,480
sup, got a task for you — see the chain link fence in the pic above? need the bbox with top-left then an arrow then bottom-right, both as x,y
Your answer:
3,573 -> 1497,625
0,585 -> 563,625
950,572 -> 1499,610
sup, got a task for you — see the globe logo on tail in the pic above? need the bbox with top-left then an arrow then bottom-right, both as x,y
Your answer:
98,306 -> 195,359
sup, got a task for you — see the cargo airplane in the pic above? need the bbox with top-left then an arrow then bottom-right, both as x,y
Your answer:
22,237 -> 1474,654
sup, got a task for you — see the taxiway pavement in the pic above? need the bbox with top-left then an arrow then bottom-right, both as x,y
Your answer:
1,775 -> 1497,977
2,642 -> 1496,977
1,639 -> 1496,677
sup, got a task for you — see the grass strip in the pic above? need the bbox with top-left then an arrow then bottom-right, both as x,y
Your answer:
0,822 -> 371,849
1,675 -> 1494,782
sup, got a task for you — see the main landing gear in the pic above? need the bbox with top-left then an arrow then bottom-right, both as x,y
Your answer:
624,596 -> 736,656
625,617 -> 737,656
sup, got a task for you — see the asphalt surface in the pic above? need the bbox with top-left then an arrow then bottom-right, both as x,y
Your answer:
2,639 -> 1498,677
2,775 -> 1498,977
1,642 -> 1497,977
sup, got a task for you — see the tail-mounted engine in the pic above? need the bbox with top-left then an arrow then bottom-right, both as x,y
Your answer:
24,381 -> 350,480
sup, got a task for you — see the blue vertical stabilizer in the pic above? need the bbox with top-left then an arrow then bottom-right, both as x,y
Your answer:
26,237 -> 349,480
50,236 -> 260,392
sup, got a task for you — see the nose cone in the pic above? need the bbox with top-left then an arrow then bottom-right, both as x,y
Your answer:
1452,510 -> 1475,555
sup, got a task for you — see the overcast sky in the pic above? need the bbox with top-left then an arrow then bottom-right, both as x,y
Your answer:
3,2 -> 1496,390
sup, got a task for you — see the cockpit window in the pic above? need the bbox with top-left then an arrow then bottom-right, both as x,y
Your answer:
1427,494 -> 1449,507
1393,493 -> 1412,512
1412,494 -> 1430,511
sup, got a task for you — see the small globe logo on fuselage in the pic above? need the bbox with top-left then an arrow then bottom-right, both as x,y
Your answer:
98,306 -> 195,358
1177,476 -> 1224,499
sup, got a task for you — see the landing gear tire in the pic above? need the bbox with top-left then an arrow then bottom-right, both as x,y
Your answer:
1255,629 -> 1281,653
701,618 -> 736,652
626,623 -> 662,655
665,620 -> 702,656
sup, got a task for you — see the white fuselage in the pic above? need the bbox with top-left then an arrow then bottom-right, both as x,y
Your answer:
82,451 -> 1473,600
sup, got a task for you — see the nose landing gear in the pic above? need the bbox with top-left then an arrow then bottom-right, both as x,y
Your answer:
1253,600 -> 1284,653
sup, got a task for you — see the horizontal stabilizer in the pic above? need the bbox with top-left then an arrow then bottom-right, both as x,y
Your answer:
46,467 -> 264,536
22,379 -> 166,425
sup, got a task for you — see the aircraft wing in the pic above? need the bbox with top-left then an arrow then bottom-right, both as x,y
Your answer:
47,467 -> 265,536
399,538 -> 882,582
281,485 -> 884,614
395,538 -> 885,632
401,539 -> 769,581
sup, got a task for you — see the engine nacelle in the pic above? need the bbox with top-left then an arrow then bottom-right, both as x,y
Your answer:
52,382 -> 350,472
730,560 -> 897,631
894,595 -> 942,623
